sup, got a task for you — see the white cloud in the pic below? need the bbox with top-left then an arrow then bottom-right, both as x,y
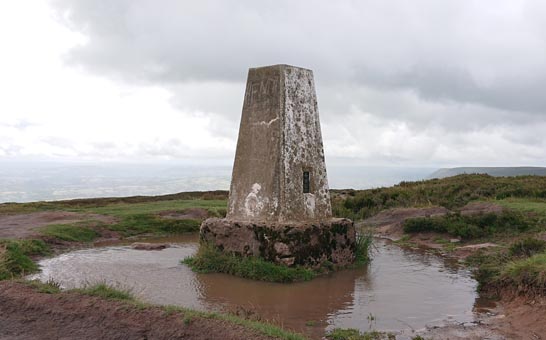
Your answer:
0,1 -> 234,162
0,0 -> 544,167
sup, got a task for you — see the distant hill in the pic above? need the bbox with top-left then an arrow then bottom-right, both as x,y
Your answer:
429,167 -> 546,179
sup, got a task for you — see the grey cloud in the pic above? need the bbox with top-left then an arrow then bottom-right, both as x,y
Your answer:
356,64 -> 546,115
51,0 -> 546,115
48,0 -> 546,165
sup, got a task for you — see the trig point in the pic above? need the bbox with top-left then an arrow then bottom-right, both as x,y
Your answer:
201,64 -> 356,268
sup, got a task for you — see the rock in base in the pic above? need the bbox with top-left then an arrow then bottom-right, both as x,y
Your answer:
200,218 -> 356,268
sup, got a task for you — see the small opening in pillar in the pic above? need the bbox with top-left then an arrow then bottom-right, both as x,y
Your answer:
303,171 -> 310,194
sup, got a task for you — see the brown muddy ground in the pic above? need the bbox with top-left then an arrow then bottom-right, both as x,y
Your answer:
0,211 -> 115,239
0,281 -> 280,340
492,295 -> 546,340
413,294 -> 546,340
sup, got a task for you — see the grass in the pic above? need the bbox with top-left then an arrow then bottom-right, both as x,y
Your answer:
2,196 -> 226,242
24,279 -> 61,294
326,328 -> 396,340
0,239 -> 49,280
0,198 -> 227,231
73,283 -> 135,301
509,238 -> 546,257
495,198 -> 546,216
182,244 -> 316,283
0,191 -> 228,216
37,213 -> 202,242
467,236 -> 546,296
80,199 -> 227,217
40,223 -> 100,242
107,214 -> 200,236
499,253 -> 546,296
402,210 -> 530,240
354,231 -> 373,266
332,174 -> 546,220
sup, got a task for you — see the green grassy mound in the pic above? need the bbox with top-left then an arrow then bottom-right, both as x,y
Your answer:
402,210 -> 530,239
0,239 -> 49,280
333,174 -> 546,220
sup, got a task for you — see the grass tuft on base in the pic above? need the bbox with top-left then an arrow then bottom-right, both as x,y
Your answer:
182,244 -> 316,283
354,231 -> 373,266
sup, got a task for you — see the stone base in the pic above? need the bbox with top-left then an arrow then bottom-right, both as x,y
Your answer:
199,218 -> 356,268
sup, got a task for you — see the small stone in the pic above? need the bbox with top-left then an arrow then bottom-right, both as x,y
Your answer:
274,242 -> 291,256
280,257 -> 295,266
450,238 -> 461,243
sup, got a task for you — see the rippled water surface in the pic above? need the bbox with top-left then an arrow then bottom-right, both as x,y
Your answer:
30,235 -> 481,338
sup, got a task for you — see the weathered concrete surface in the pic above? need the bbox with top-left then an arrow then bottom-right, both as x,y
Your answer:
227,64 -> 331,223
201,218 -> 356,268
203,65 -> 354,268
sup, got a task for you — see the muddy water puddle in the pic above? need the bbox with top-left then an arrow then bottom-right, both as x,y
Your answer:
30,235 -> 485,339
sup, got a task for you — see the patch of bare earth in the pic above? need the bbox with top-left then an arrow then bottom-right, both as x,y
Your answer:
459,201 -> 505,216
451,243 -> 499,259
361,202 -> 504,258
0,281 -> 281,340
0,211 -> 116,239
491,294 -> 546,340
359,206 -> 450,241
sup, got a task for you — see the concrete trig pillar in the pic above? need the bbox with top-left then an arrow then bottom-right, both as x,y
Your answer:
227,64 -> 332,223
200,65 -> 355,268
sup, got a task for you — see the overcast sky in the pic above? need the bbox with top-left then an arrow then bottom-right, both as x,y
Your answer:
1,0 -> 545,167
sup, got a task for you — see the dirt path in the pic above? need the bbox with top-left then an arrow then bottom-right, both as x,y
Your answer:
0,281 -> 281,340
0,211 -> 115,239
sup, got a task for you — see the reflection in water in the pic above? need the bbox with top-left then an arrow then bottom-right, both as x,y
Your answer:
30,237 -> 479,339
